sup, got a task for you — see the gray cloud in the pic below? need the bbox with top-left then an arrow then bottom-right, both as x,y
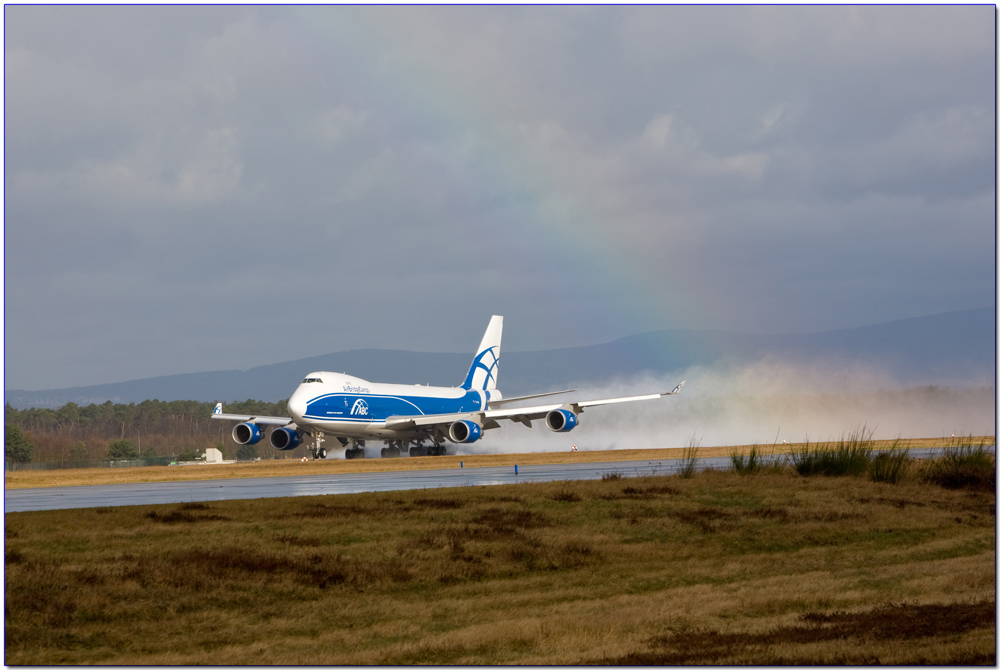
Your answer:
4,6 -> 994,390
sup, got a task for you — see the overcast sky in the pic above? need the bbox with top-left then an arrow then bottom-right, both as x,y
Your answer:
4,5 -> 995,391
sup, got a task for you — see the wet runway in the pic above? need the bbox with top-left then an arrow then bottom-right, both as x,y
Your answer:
5,456 -> 731,513
5,447 -> 952,513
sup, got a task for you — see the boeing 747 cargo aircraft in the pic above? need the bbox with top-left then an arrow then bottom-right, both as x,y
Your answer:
212,316 -> 684,459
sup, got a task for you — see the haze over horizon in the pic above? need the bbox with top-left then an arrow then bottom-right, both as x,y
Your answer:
5,6 -> 995,391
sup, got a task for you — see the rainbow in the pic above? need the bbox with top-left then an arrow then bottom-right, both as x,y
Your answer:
297,8 -> 701,363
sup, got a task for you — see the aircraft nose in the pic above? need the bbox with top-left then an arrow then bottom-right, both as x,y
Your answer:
288,391 -> 307,419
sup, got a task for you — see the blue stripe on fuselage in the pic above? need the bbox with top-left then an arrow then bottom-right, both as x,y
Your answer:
303,390 -> 482,422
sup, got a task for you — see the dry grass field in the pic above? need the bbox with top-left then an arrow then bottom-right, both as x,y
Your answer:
5,458 -> 995,664
5,436 -> 989,490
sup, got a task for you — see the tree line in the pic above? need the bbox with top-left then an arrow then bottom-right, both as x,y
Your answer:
4,399 -> 302,463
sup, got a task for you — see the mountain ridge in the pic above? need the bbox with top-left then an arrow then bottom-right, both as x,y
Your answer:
6,307 -> 994,409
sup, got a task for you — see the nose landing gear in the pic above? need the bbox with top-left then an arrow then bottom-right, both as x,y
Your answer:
310,433 -> 328,460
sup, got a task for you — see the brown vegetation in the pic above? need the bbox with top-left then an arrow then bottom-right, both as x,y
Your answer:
5,468 -> 994,664
603,600 -> 996,665
6,437 -> 991,490
4,399 -> 294,463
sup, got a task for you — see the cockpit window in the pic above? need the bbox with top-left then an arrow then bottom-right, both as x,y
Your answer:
303,377 -> 323,383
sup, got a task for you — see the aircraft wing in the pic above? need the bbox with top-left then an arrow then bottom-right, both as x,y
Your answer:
209,403 -> 292,426
487,389 -> 576,407
211,413 -> 292,425
384,381 -> 685,431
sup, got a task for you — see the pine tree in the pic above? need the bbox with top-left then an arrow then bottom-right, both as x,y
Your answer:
5,425 -> 34,463
107,439 -> 140,460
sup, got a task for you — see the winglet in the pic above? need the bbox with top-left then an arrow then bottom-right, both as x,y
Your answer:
214,403 -> 223,414
666,380 -> 686,395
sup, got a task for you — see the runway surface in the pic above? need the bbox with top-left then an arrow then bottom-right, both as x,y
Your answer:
4,447 -> 952,513
5,456 -> 729,513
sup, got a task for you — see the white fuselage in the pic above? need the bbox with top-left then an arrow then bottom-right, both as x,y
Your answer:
287,371 -> 489,439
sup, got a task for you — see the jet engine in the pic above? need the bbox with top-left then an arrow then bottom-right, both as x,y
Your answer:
545,409 -> 578,432
270,426 -> 303,451
448,420 -> 482,444
233,422 -> 263,445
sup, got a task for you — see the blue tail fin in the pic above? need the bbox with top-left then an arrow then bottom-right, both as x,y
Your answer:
461,315 -> 503,390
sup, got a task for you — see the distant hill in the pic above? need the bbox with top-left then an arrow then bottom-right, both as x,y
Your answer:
5,307 -> 994,409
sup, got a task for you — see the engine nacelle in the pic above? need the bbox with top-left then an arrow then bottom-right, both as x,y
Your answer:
233,423 -> 263,445
269,427 -> 303,451
545,409 -> 578,433
448,420 -> 482,444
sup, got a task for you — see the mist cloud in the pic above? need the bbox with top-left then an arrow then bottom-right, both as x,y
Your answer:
468,361 -> 996,455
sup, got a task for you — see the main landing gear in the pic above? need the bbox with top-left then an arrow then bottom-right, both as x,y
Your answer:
318,436 -> 450,460
407,442 -> 447,457
381,442 -> 403,458
342,438 -> 367,460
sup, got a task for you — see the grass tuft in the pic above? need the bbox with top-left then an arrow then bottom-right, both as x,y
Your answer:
550,487 -> 581,502
730,444 -> 762,474
792,424 -> 875,477
923,438 -> 996,491
679,434 -> 701,479
474,507 -> 549,531
869,442 -> 910,484
413,497 -> 465,509
145,509 -> 228,523
730,433 -> 788,476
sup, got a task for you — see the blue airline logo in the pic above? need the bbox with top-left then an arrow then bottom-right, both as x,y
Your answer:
462,346 -> 499,390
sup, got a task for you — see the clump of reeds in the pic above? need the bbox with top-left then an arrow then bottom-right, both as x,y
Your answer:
730,443 -> 786,475
791,424 -> 875,477
923,436 -> 995,491
679,434 -> 701,479
730,445 -> 759,474
868,440 -> 909,485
